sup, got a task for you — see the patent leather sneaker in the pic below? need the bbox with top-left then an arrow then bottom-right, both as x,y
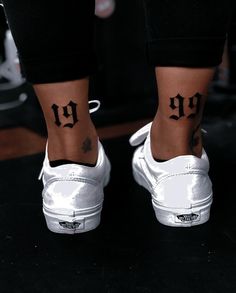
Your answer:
38,141 -> 111,234
129,122 -> 213,227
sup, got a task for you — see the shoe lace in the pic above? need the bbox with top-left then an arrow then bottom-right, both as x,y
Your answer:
89,100 -> 100,113
129,122 -> 152,146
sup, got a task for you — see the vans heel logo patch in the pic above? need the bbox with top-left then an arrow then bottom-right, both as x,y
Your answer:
59,221 -> 82,229
177,213 -> 199,222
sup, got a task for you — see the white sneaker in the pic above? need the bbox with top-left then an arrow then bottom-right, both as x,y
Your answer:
39,141 -> 111,234
129,122 -> 213,227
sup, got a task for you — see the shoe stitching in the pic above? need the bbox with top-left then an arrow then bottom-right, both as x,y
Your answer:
152,171 -> 208,189
44,176 -> 100,190
43,201 -> 104,215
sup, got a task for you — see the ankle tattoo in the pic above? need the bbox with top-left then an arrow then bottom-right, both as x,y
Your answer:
82,137 -> 93,153
51,100 -> 78,128
169,93 -> 203,121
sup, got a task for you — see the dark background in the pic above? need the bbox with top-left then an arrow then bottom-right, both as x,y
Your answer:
0,1 -> 236,293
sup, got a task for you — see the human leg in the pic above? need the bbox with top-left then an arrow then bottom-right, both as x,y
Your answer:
2,0 -> 111,233
130,0 -> 235,227
2,0 -> 98,165
145,0 -> 235,161
151,67 -> 214,160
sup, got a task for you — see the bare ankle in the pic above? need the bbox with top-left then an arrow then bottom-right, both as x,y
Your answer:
47,127 -> 98,164
151,119 -> 202,160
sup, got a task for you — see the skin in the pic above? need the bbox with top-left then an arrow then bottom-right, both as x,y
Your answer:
34,79 -> 98,165
33,67 -> 215,165
151,67 -> 215,160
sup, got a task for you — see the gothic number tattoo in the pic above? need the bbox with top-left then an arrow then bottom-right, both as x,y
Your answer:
169,93 -> 202,120
51,100 -> 78,128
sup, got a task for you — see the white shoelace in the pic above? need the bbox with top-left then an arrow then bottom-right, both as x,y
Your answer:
88,100 -> 101,114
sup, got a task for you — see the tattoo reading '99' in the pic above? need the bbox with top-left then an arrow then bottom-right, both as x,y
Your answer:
169,93 -> 202,121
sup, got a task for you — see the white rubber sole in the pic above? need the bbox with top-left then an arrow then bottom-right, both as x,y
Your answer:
43,204 -> 103,234
152,198 -> 212,227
